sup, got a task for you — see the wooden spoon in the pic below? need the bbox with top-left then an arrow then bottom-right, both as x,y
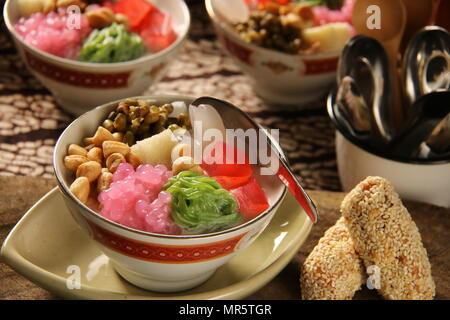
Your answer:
352,0 -> 407,130
432,0 -> 450,31
400,0 -> 434,53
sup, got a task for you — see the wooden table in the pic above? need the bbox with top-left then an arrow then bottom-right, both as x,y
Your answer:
1,176 -> 448,300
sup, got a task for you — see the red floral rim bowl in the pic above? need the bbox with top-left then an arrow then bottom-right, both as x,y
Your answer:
3,0 -> 191,116
205,0 -> 346,107
53,95 -> 287,292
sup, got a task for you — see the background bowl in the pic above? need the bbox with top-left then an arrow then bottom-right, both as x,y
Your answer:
53,95 -> 287,292
205,0 -> 342,107
3,0 -> 190,116
334,124 -> 450,208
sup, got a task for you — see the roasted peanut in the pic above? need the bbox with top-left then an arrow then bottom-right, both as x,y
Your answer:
126,152 -> 142,169
87,147 -> 103,164
83,137 -> 94,146
70,176 -> 90,204
76,160 -> 102,182
172,156 -> 203,175
293,4 -> 314,21
102,140 -> 130,158
106,153 -> 126,173
171,143 -> 192,162
97,171 -> 113,193
89,126 -> 114,147
68,144 -> 87,157
56,0 -> 86,10
86,7 -> 115,28
114,13 -> 129,28
64,155 -> 89,171
42,0 -> 56,14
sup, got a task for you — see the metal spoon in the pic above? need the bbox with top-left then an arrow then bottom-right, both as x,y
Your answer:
388,91 -> 450,158
416,113 -> 450,159
338,35 -> 396,145
335,76 -> 372,141
190,96 -> 319,224
403,26 -> 450,110
352,0 -> 407,129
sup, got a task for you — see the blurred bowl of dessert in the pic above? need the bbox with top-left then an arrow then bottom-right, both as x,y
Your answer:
206,0 -> 356,107
3,0 -> 190,115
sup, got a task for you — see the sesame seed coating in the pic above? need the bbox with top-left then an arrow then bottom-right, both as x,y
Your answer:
301,217 -> 365,300
340,176 -> 435,300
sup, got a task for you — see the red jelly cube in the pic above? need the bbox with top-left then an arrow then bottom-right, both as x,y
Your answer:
201,141 -> 253,189
213,175 -> 251,190
231,178 -> 270,220
113,0 -> 154,31
138,9 -> 177,52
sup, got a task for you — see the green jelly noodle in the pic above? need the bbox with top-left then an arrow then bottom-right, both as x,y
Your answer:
78,23 -> 146,63
164,171 -> 243,234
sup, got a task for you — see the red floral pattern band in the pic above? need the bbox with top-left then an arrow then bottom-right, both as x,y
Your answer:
220,34 -> 253,66
88,221 -> 248,264
302,56 -> 339,75
25,51 -> 131,89
219,34 -> 338,76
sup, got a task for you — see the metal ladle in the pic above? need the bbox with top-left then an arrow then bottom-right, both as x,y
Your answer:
190,96 -> 319,224
403,26 -> 450,111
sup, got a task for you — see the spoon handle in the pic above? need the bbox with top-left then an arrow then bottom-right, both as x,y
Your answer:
191,96 -> 319,223
263,126 -> 319,223
277,164 -> 319,224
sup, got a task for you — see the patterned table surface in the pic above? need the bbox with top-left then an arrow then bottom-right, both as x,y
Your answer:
0,1 -> 341,191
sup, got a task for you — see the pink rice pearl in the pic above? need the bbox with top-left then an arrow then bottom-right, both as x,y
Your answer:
98,163 -> 180,235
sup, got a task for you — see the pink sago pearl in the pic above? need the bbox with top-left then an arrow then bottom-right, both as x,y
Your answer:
98,163 -> 180,235
313,0 -> 356,26
14,9 -> 91,59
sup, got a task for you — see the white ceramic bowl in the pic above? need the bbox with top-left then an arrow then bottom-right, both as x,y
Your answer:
205,0 -> 343,107
334,127 -> 450,208
53,95 -> 287,292
3,0 -> 190,116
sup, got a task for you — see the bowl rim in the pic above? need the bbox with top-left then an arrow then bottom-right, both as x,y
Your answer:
3,0 -> 191,69
204,0 -> 344,60
53,94 -> 288,240
327,91 -> 450,165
